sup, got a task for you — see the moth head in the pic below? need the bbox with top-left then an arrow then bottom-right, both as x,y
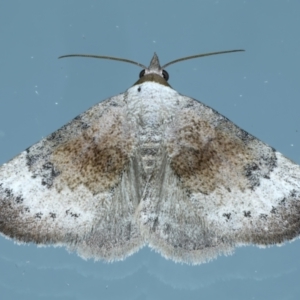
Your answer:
139,53 -> 169,81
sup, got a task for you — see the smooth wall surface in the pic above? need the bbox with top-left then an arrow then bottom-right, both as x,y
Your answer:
0,1 -> 300,299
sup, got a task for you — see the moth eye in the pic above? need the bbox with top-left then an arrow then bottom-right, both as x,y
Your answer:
139,69 -> 145,78
162,70 -> 169,81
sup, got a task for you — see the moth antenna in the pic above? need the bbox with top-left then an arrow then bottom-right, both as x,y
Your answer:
58,54 -> 147,69
161,49 -> 245,68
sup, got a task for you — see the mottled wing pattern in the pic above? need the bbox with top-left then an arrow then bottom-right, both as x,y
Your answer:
0,93 -> 144,261
138,89 -> 300,264
1,70 -> 300,265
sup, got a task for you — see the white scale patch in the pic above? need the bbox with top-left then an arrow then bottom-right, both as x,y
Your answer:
1,52 -> 300,265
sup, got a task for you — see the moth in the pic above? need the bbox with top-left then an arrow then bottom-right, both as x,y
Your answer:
0,50 -> 299,265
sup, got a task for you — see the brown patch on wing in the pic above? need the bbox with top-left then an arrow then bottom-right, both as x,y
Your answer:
238,197 -> 300,245
52,108 -> 135,194
0,199 -> 64,244
166,109 -> 261,194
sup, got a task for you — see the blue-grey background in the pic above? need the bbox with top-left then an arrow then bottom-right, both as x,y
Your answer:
1,1 -> 300,299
